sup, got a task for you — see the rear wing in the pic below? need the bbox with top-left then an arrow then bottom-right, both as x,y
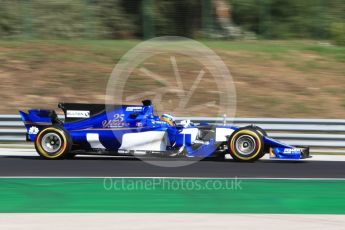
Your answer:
58,103 -> 110,123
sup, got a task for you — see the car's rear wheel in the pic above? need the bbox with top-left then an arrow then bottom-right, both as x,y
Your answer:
228,128 -> 264,162
35,126 -> 72,159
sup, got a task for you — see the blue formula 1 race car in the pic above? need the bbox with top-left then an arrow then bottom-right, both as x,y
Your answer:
19,100 -> 310,161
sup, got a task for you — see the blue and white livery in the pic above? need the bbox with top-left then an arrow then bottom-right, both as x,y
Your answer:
19,100 -> 310,161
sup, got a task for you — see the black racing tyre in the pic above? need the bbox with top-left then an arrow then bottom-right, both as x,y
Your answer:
244,125 -> 268,137
244,125 -> 269,158
228,128 -> 265,162
34,126 -> 72,159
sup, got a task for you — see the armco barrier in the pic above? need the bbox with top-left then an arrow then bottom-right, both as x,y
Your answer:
1,115 -> 345,152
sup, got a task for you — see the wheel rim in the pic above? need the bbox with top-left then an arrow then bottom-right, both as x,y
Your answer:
41,132 -> 62,154
235,135 -> 256,155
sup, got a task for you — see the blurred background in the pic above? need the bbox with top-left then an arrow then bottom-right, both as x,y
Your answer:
0,0 -> 344,117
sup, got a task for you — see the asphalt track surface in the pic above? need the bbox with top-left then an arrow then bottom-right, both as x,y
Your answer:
0,153 -> 344,178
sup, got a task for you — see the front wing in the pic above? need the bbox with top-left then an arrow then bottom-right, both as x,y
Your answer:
264,136 -> 310,160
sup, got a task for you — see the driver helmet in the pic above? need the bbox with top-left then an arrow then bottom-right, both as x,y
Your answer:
160,114 -> 176,126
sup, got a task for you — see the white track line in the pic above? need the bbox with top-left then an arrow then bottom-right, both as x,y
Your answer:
0,214 -> 344,230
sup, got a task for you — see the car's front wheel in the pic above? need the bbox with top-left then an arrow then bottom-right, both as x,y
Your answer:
228,128 -> 264,162
34,126 -> 72,159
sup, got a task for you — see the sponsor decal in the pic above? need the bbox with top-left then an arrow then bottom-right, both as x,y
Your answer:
102,113 -> 125,128
28,126 -> 39,135
66,110 -> 90,118
125,106 -> 142,112
283,148 -> 301,154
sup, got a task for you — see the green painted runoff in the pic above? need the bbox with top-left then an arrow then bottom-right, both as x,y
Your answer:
0,178 -> 344,213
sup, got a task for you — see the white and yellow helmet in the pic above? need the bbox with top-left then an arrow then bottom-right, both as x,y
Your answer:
160,114 -> 176,126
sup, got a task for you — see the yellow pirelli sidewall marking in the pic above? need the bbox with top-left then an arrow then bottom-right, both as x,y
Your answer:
36,127 -> 68,159
230,130 -> 262,160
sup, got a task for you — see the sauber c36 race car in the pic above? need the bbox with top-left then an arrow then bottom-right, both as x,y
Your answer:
19,100 -> 310,161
